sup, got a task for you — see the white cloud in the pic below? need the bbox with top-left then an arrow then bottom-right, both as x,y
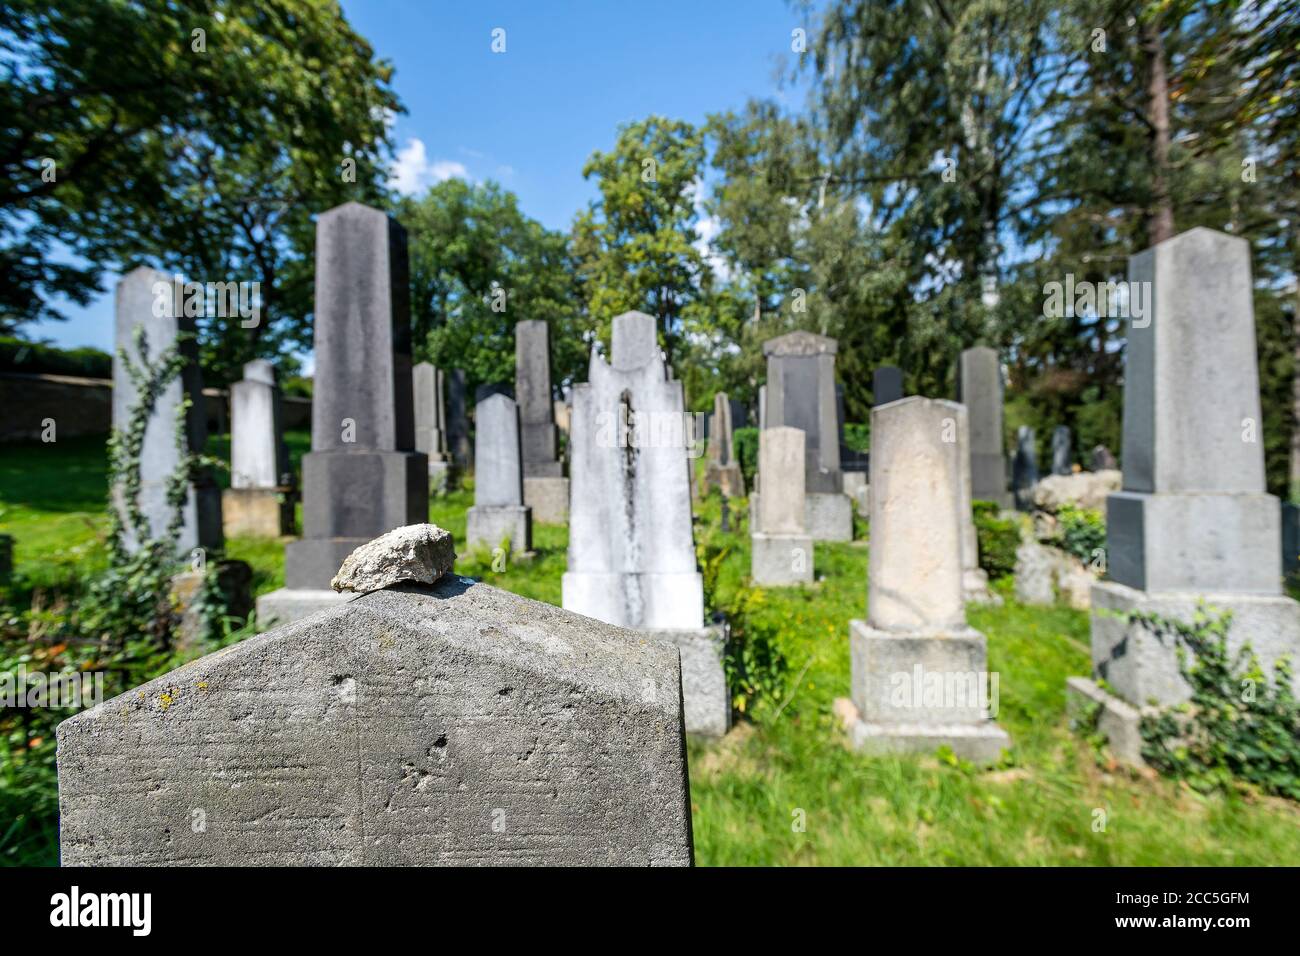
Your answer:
389,138 -> 468,195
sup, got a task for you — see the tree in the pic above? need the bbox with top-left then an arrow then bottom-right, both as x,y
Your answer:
571,116 -> 710,365
397,179 -> 583,400
0,0 -> 399,383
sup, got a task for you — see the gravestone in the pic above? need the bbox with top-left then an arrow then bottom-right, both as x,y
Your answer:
1012,426 -> 1038,510
873,365 -> 904,406
838,397 -> 1011,762
958,347 -> 1011,507
1051,425 -> 1073,476
762,331 -> 852,541
702,391 -> 745,498
466,392 -> 532,553
1091,444 -> 1118,471
751,427 -> 813,585
758,385 -> 767,431
729,397 -> 748,431
57,529 -> 693,866
112,267 -> 222,556
447,369 -> 471,471
956,404 -> 996,605
257,202 -> 428,627
563,310 -> 727,737
224,359 -> 292,537
1087,227 -> 1300,715
413,362 -> 451,494
515,320 -> 569,523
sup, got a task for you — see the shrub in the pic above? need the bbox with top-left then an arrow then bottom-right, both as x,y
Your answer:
733,426 -> 759,488
972,499 -> 1020,580
722,586 -> 788,720
1057,504 -> 1105,564
1135,605 -> 1300,801
843,422 -> 870,453
0,336 -> 112,378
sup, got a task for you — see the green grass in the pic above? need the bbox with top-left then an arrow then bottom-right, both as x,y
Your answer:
3,437 -> 1299,866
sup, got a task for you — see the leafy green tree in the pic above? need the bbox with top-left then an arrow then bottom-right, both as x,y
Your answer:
397,179 -> 583,399
571,116 -> 710,365
0,0 -> 399,384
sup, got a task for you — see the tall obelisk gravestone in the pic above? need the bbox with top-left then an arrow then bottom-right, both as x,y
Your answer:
516,320 -> 569,523
413,361 -> 451,493
1082,228 -> 1300,718
702,391 -> 745,498
838,396 -> 1010,762
257,202 -> 427,626
113,266 -> 222,556
224,359 -> 292,537
563,310 -> 728,736
761,331 -> 853,541
958,346 -> 1012,507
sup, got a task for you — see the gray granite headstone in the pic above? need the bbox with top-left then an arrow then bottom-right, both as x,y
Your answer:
447,368 -> 471,470
57,575 -> 694,865
1012,426 -> 1038,510
278,202 -> 428,592
515,320 -> 561,478
1051,426 -> 1072,476
466,392 -> 532,552
873,366 -> 903,406
412,362 -> 448,464
112,266 -> 222,556
1089,227 -> 1300,709
958,347 -> 1010,507
563,310 -> 727,736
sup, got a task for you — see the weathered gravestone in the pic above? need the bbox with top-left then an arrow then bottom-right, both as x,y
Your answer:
751,427 -> 813,585
758,384 -> 767,431
1091,444 -> 1118,472
562,311 -> 727,737
447,368 -> 471,472
873,366 -> 904,406
1083,227 -> 1300,722
515,320 -> 569,523
57,524 -> 694,866
413,362 -> 451,494
956,404 -> 996,606
1012,425 -> 1038,510
761,331 -> 853,541
257,202 -> 427,627
113,267 -> 223,556
958,347 -> 1011,508
837,397 -> 1011,762
466,392 -> 532,554
224,359 -> 292,537
702,391 -> 745,498
1051,425 -> 1073,476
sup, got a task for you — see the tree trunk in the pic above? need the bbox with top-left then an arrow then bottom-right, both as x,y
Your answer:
1141,15 -> 1175,246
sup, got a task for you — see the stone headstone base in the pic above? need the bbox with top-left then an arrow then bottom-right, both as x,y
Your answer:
1090,580 -> 1300,706
428,459 -> 451,496
847,619 -> 1010,763
806,492 -> 853,541
562,572 -> 705,632
467,505 -> 532,553
751,532 -> 813,586
524,459 -> 564,479
701,462 -> 745,498
641,625 -> 729,737
222,487 -> 293,538
523,476 -> 569,524
1105,491 -> 1281,593
1064,676 -> 1152,767
256,587 -> 358,628
963,567 -> 1000,606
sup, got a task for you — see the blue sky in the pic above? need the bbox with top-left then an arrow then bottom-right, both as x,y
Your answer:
45,0 -> 806,351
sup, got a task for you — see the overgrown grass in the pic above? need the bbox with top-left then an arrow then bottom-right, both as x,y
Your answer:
3,439 -> 1298,866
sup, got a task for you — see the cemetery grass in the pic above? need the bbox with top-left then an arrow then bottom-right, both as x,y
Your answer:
4,448 -> 1300,865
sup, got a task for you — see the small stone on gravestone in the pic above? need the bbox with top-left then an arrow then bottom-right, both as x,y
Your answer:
873,366 -> 904,406
1051,425 -> 1072,476
331,523 -> 456,594
1090,444 -> 1117,471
